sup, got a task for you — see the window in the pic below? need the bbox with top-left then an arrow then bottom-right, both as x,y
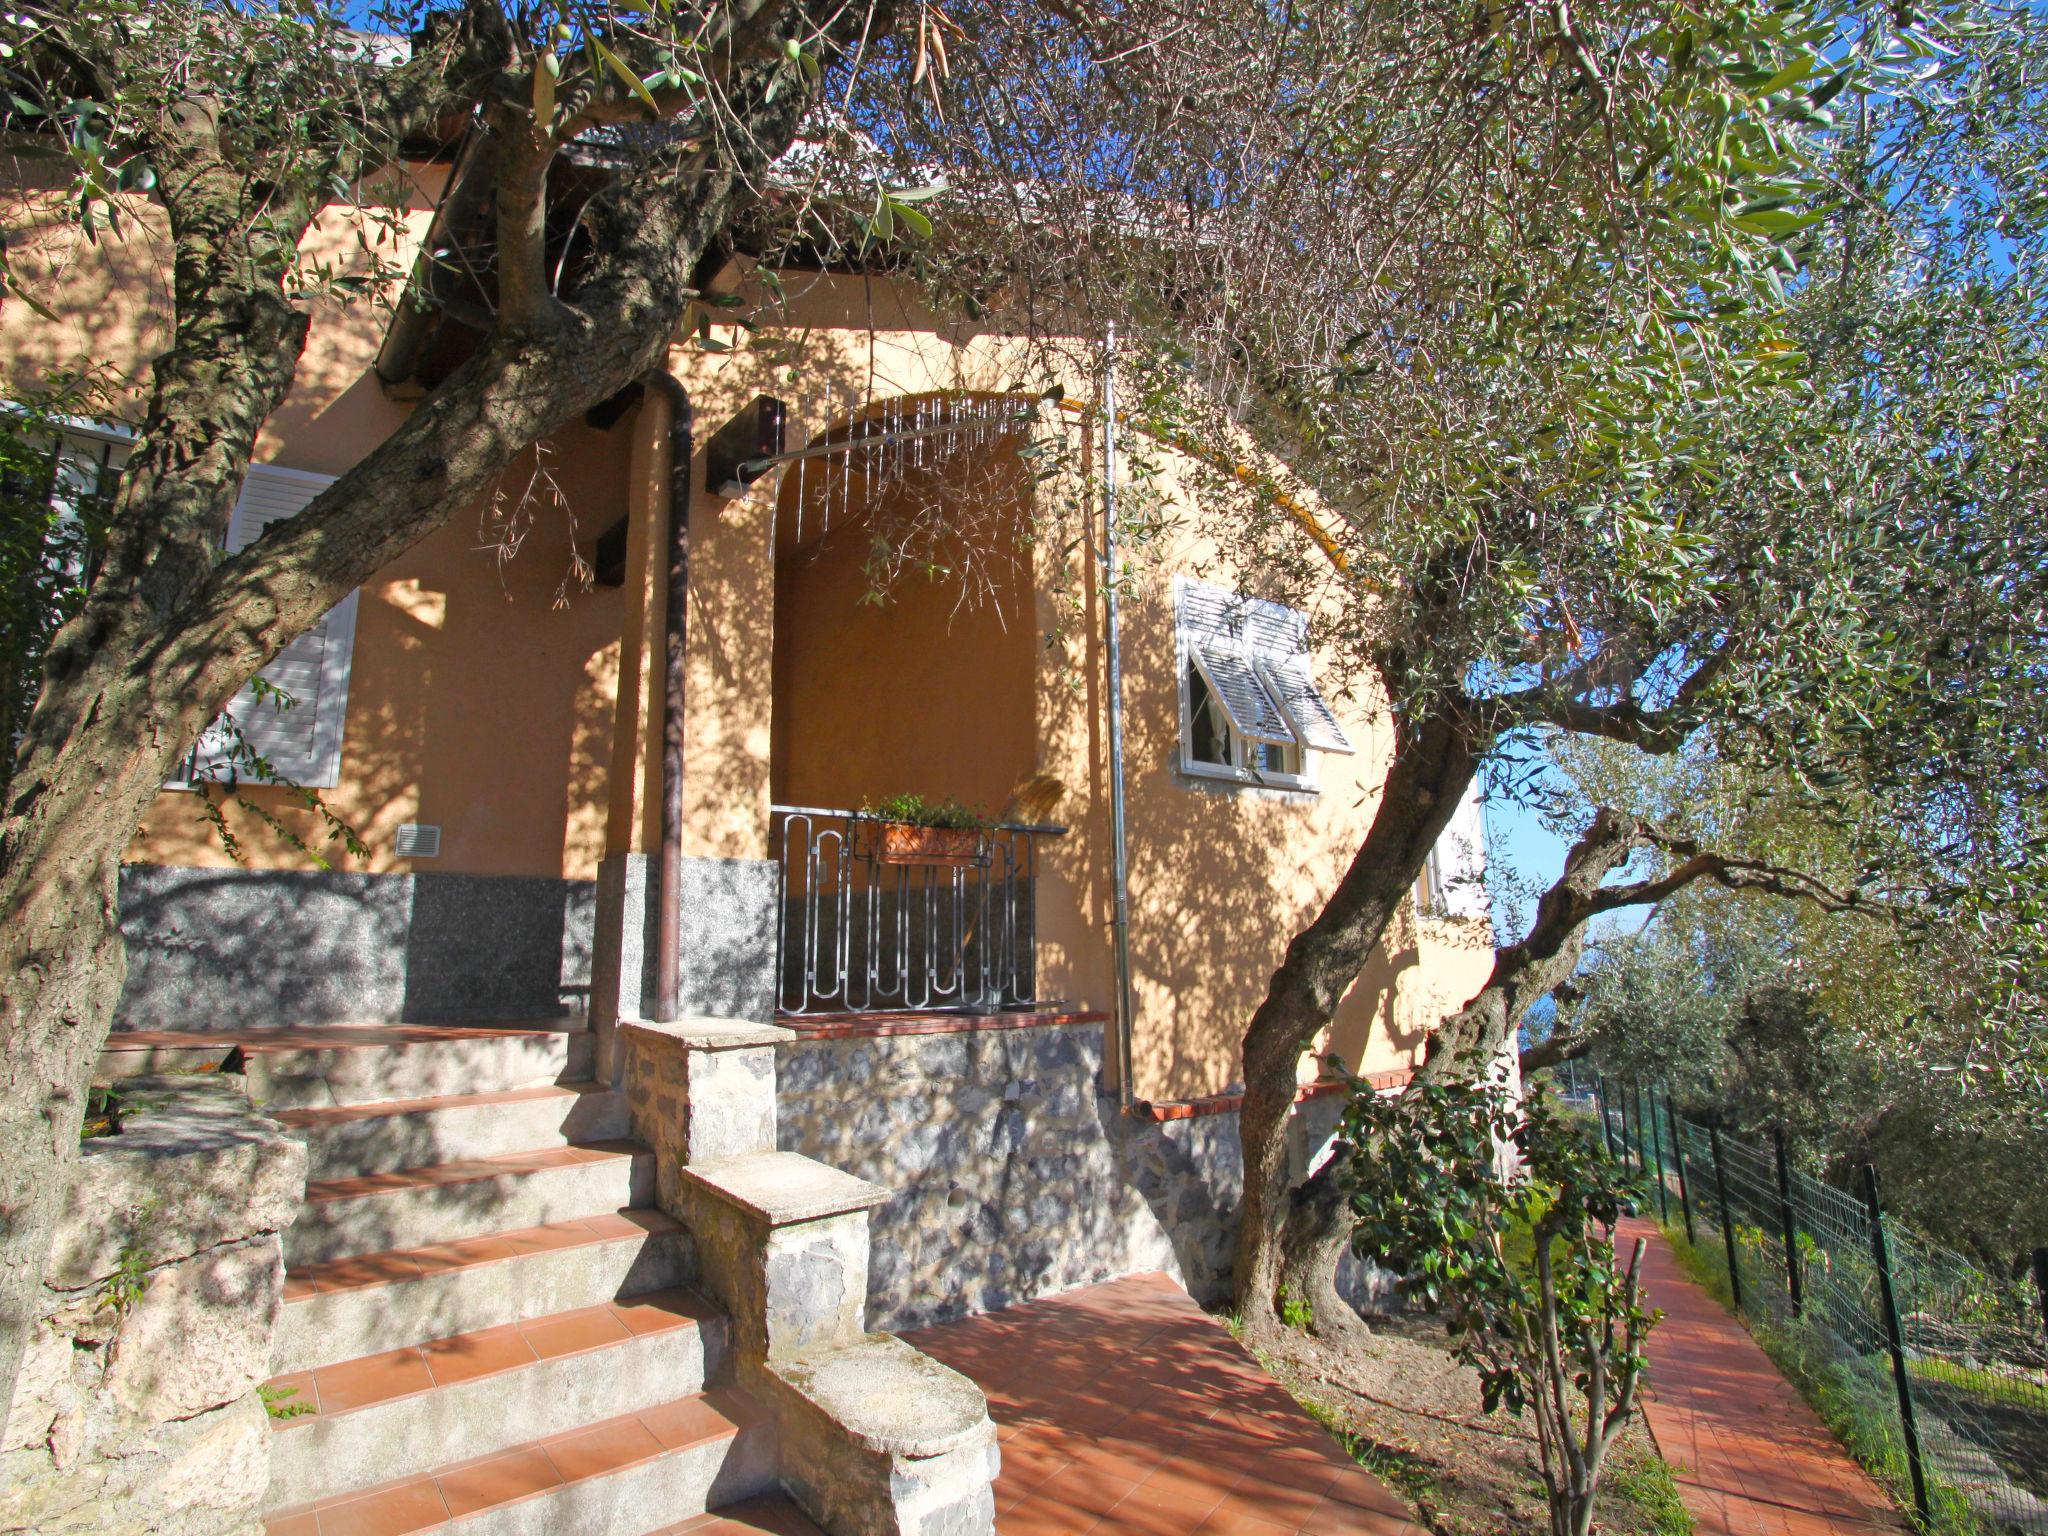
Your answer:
175,464 -> 359,790
1175,577 -> 1354,790
1416,782 -> 1490,920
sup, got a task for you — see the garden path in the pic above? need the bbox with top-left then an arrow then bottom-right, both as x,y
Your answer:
908,1271 -> 1421,1535
1621,1216 -> 1912,1536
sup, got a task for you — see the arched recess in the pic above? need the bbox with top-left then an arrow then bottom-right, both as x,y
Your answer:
769,390 -> 1045,820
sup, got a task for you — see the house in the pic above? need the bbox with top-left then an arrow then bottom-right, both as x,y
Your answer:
4,142 -> 1496,1535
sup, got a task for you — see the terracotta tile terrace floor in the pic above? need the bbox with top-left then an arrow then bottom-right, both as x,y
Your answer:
1622,1216 -> 1911,1535
907,1271 -> 1421,1535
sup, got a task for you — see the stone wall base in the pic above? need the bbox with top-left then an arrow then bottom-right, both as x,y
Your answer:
2,1076 -> 305,1536
776,1019 -> 1396,1331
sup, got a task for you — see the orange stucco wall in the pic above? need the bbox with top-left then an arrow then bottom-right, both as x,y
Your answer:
4,171 -> 639,881
771,480 -> 1037,819
5,186 -> 1493,1093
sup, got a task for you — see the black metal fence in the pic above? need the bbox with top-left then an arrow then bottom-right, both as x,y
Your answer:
770,805 -> 1066,1016
1582,1074 -> 2048,1535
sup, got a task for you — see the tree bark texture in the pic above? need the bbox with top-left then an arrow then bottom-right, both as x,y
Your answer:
0,0 -> 829,1410
1232,707 -> 1480,1334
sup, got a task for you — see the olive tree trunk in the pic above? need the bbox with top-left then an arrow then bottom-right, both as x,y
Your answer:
0,13 -> 821,1409
1232,708 -> 1480,1335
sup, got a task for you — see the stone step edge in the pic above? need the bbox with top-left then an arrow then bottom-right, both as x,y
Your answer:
284,1210 -> 684,1302
644,1494 -> 825,1535
265,1287 -> 719,1428
301,1140 -> 649,1207
263,1387 -> 762,1533
272,1081 -> 613,1130
104,1022 -> 590,1054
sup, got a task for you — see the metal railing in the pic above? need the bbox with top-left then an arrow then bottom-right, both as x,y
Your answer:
770,805 -> 1067,1017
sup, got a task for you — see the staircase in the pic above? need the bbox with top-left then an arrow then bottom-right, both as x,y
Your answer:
232,1022 -> 815,1536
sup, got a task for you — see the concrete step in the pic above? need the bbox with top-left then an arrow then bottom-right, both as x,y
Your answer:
240,1028 -> 598,1114
262,1389 -> 778,1536
642,1494 -> 825,1535
275,1083 -> 631,1178
283,1143 -> 653,1268
265,1289 -> 727,1510
275,1210 -> 696,1375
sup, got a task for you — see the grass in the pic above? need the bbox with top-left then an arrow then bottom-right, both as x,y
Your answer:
1294,1393 -> 1445,1513
258,1382 -> 315,1420
1911,1355 -> 2048,1412
1660,1224 -> 1987,1536
1605,1450 -> 1695,1536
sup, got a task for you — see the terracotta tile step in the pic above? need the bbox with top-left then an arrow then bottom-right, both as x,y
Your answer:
276,1083 -> 632,1179
266,1288 -> 718,1425
100,1022 -> 597,1111
273,1083 -> 606,1128
262,1289 -> 732,1512
263,1388 -> 775,1536
284,1142 -> 655,1269
106,1022 -> 586,1053
274,1210 -> 696,1377
301,1140 -> 645,1204
285,1210 -> 683,1300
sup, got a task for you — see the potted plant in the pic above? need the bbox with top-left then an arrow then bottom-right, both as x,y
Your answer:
861,793 -> 989,865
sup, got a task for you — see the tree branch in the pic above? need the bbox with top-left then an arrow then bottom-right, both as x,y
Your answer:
1524,638 -> 1739,754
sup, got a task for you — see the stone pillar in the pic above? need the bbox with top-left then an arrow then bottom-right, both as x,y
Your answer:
621,1013 -> 1000,1535
679,1155 -> 998,1536
621,1019 -> 786,1214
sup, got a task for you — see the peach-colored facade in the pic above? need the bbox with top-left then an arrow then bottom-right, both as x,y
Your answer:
4,188 -> 1494,1102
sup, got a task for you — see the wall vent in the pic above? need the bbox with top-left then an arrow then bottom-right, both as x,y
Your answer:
394,823 -> 441,859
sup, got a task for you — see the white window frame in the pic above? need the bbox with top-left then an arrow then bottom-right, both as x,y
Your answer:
1416,782 -> 1490,922
1173,576 -> 1323,794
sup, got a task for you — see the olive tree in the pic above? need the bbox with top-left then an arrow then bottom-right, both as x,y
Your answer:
1193,0 -> 2048,1332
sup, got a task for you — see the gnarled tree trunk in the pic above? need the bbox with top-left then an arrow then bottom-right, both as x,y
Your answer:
1233,707 -> 1480,1336
0,0 -> 829,1408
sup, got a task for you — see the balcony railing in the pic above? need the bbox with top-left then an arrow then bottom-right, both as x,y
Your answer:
771,804 -> 1067,1017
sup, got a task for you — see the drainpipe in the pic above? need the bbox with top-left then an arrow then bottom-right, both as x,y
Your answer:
1102,327 -> 1138,1111
646,371 -> 693,1022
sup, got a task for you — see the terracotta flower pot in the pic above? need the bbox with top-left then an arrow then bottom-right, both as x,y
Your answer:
874,822 -> 983,866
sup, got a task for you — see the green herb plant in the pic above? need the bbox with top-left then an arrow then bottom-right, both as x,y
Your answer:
862,793 -> 987,831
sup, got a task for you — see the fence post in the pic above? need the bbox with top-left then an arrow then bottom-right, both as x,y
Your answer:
2034,1246 -> 2048,1343
1648,1085 -> 1671,1225
1667,1095 -> 1695,1244
1630,1081 -> 1646,1179
1862,1165 -> 1931,1528
1709,1125 -> 1744,1313
1597,1075 -> 1619,1160
1774,1129 -> 1803,1318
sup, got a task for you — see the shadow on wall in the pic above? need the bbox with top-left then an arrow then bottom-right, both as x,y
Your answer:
132,415 -> 631,885
117,864 -> 595,1028
774,1020 -> 1396,1332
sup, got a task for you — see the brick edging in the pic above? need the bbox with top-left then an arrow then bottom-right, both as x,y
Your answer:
1134,1069 -> 1413,1123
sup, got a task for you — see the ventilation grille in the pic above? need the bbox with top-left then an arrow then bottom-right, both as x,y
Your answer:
394,823 -> 441,858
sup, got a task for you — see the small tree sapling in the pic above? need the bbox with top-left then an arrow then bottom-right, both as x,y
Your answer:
1337,1080 -> 1656,1536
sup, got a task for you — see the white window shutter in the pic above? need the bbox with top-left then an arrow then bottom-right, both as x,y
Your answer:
1256,654 -> 1355,755
1191,643 -> 1298,746
188,464 -> 357,790
1176,578 -> 1354,754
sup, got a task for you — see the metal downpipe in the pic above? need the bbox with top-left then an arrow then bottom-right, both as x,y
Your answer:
647,371 -> 693,1022
1102,328 -> 1139,1111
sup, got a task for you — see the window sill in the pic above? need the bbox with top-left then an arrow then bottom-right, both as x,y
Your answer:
1176,761 -> 1319,797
